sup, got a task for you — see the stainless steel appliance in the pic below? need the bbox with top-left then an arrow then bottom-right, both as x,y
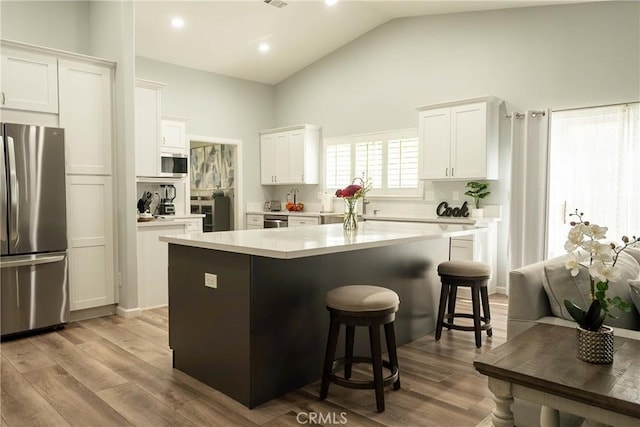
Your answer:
1,123 -> 69,337
159,184 -> 176,215
190,194 -> 231,232
160,152 -> 188,178
264,214 -> 288,228
264,200 -> 281,212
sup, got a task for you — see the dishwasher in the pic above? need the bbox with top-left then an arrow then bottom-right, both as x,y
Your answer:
263,214 -> 288,228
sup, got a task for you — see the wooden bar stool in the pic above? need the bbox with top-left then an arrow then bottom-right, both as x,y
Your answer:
435,260 -> 492,348
319,285 -> 400,412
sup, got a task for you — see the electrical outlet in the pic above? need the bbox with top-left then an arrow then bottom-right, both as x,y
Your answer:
204,273 -> 217,289
452,191 -> 459,201
425,191 -> 435,201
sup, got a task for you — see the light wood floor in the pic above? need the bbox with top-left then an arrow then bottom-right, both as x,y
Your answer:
1,295 -> 508,427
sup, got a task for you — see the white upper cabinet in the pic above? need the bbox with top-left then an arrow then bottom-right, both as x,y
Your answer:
1,47 -> 59,113
135,79 -> 165,177
418,97 -> 500,180
161,118 -> 187,152
260,124 -> 320,185
59,59 -> 114,175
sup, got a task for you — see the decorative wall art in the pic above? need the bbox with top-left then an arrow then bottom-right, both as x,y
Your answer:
190,144 -> 234,191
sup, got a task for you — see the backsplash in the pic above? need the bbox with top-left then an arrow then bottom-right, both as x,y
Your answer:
260,180 -> 501,216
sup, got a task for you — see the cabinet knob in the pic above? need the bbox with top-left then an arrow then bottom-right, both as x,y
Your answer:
1,92 -> 5,105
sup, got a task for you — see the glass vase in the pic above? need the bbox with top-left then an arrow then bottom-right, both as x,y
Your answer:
343,198 -> 358,231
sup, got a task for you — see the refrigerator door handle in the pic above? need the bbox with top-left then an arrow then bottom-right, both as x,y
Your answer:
0,253 -> 65,269
6,135 -> 19,247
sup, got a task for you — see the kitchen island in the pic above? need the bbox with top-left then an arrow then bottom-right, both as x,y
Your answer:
160,222 -> 485,408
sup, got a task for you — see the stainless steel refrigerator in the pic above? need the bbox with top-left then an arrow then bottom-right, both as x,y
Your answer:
1,123 -> 69,337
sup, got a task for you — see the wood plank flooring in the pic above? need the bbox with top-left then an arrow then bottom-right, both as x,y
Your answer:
1,295 -> 508,426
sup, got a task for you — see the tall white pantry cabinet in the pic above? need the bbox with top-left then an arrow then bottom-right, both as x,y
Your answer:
1,40 -> 117,312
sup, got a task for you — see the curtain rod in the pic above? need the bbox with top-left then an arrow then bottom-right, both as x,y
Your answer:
505,111 -> 545,119
552,100 -> 639,113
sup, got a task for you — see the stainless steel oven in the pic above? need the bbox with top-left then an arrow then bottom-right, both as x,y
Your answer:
264,214 -> 288,228
160,152 -> 188,177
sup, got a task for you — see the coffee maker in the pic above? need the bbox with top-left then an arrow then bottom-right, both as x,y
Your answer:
159,184 -> 176,215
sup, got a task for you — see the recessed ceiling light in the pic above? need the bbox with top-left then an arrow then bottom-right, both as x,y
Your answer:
171,17 -> 185,29
325,0 -> 338,5
259,43 -> 270,52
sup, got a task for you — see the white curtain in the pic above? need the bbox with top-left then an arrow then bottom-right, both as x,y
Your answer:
547,103 -> 640,258
508,110 -> 550,276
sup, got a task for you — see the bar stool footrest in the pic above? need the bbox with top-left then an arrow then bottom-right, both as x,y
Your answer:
329,356 -> 399,390
442,313 -> 491,331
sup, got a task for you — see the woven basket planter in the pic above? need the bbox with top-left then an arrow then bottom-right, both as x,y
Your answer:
576,325 -> 614,364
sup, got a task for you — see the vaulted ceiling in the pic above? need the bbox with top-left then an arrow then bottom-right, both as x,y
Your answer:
135,1 -> 594,85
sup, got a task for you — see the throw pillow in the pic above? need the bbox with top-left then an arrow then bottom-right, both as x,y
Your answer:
629,274 -> 640,315
541,251 -> 640,330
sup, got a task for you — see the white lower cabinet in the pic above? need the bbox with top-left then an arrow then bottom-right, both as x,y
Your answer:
449,230 -> 496,296
137,220 -> 202,309
67,175 -> 115,311
246,214 -> 263,229
184,219 -> 203,233
289,216 -> 320,227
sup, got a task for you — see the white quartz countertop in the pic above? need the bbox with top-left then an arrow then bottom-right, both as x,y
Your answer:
246,210 -> 341,217
160,222 -> 486,259
137,214 -> 204,228
362,214 -> 501,225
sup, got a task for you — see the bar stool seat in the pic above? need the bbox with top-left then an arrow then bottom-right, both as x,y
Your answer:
435,261 -> 492,348
320,285 -> 401,412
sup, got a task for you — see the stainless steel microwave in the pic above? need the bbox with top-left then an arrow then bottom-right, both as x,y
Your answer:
160,152 -> 188,177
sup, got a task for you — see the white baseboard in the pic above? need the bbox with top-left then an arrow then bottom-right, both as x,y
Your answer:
116,306 -> 141,318
496,286 -> 508,295
141,304 -> 168,311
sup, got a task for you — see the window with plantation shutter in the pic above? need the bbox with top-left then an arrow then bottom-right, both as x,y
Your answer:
325,140 -> 352,189
387,136 -> 419,188
324,128 -> 422,197
355,138 -> 383,189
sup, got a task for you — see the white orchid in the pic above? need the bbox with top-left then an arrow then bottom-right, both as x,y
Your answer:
581,223 -> 608,240
589,259 -> 621,282
562,210 -> 637,331
565,251 -> 581,277
564,225 -> 585,251
582,240 -> 614,262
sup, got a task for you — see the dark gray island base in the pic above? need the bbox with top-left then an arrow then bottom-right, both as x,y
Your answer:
167,236 -> 452,409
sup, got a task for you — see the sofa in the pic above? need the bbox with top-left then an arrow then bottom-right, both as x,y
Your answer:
507,248 -> 640,426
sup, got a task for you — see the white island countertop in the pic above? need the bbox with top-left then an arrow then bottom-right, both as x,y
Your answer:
160,221 -> 485,259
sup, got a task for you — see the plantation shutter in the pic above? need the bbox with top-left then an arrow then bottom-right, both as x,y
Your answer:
387,136 -> 419,188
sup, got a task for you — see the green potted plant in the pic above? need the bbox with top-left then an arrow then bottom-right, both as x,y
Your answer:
464,181 -> 490,218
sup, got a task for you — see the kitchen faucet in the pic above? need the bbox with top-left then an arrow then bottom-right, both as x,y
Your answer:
351,177 -> 370,215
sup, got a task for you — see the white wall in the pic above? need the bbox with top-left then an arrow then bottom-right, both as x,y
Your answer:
88,1 -> 138,312
272,1 -> 640,289
135,57 -> 275,206
275,2 -> 639,133
1,1 -> 90,54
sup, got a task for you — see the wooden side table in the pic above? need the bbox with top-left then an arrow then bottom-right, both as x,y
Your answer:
474,324 -> 640,427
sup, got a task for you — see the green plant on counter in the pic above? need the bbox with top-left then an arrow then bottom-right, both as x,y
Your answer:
464,181 -> 490,209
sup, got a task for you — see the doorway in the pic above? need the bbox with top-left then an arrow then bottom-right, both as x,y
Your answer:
188,135 -> 243,231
